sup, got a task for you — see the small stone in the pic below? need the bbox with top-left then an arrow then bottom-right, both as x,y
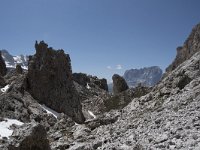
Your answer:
155,133 -> 169,143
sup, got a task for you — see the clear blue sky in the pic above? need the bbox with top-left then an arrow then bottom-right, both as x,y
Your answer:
0,0 -> 200,82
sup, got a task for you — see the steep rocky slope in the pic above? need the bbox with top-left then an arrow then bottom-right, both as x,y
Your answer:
60,24 -> 200,149
124,66 -> 163,87
166,23 -> 200,72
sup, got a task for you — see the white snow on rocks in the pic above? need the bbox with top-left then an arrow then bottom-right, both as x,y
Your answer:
1,85 -> 10,93
0,118 -> 23,139
40,104 -> 60,119
88,110 -> 96,119
86,83 -> 91,89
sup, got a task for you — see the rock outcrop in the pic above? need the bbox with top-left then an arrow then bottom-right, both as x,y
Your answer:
16,64 -> 23,74
0,51 -> 7,76
112,74 -> 129,95
8,123 -> 50,150
166,23 -> 200,72
73,73 -> 108,91
124,66 -> 163,87
25,41 -> 85,123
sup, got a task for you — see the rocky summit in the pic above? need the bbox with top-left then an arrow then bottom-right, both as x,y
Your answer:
123,66 -> 163,87
0,23 -> 200,150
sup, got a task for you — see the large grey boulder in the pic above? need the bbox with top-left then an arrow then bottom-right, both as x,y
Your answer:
8,123 -> 50,150
112,74 -> 129,95
25,41 -> 85,123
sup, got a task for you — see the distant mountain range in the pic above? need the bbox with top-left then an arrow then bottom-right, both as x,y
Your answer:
0,50 -> 28,69
108,66 -> 163,92
123,66 -> 163,87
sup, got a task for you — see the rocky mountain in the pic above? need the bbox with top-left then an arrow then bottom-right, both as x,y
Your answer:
0,22 -> 200,150
166,23 -> 200,72
0,50 -> 28,70
123,66 -> 163,87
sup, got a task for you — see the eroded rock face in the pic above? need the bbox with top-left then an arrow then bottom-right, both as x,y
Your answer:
166,23 -> 200,72
112,74 -> 129,95
25,41 -> 85,123
0,51 -> 7,76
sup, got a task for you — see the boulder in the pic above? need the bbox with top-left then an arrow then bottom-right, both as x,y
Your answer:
16,64 -> 23,74
25,41 -> 85,123
8,123 -> 50,150
112,74 -> 129,95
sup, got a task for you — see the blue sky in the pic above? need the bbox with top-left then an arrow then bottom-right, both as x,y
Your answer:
0,0 -> 200,82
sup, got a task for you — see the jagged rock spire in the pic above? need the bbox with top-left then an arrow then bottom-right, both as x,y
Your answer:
25,41 -> 85,123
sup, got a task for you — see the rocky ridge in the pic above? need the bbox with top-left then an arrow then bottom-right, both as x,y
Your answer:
166,23 -> 200,72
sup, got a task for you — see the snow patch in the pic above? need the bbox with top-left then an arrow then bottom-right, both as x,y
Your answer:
88,110 -> 96,119
13,56 -> 23,64
5,61 -> 15,68
40,104 -> 60,119
0,118 -> 23,139
21,66 -> 28,70
1,85 -> 10,93
86,83 -> 91,89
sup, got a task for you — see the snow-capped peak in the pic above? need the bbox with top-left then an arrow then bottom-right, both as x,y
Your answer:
0,50 -> 28,70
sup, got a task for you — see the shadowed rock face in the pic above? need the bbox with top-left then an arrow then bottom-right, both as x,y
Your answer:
25,41 -> 85,123
166,23 -> 200,72
0,51 -> 7,76
112,74 -> 129,95
73,73 -> 108,91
